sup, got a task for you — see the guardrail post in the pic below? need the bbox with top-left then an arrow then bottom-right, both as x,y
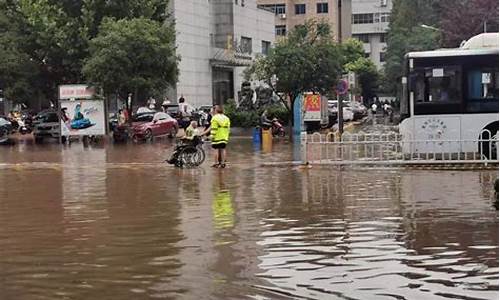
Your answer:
301,131 -> 307,164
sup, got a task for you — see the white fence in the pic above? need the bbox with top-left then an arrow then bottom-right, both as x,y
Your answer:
301,130 -> 498,165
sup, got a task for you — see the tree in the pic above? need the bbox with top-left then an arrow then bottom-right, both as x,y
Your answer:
83,17 -> 178,112
440,0 -> 499,47
0,0 -> 170,107
341,39 -> 379,104
246,20 -> 344,130
383,0 -> 440,97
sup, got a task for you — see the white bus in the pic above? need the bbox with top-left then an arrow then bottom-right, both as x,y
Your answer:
400,33 -> 499,159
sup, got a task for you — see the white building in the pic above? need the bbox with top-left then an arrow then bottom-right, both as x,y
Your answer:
169,0 -> 275,107
351,0 -> 392,70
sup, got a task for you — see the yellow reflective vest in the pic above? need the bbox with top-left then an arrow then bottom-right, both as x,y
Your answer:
211,114 -> 230,144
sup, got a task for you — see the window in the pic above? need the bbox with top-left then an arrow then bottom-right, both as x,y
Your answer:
380,33 -> 387,43
352,34 -> 370,43
258,4 -> 285,15
262,41 -> 271,55
295,4 -> 306,15
275,25 -> 286,36
380,12 -> 390,23
379,52 -> 386,62
276,4 -> 285,14
374,13 -> 390,23
411,66 -> 462,103
466,69 -> 499,112
240,37 -> 252,54
317,3 -> 328,13
380,0 -> 387,7
352,13 -> 374,24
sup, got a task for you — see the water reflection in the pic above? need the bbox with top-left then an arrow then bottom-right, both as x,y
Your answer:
0,141 -> 497,299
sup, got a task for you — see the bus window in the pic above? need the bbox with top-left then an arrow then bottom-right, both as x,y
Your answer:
466,69 -> 499,113
425,66 -> 461,102
410,66 -> 461,103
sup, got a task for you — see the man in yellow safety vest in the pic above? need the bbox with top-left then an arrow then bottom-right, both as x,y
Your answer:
203,105 -> 230,168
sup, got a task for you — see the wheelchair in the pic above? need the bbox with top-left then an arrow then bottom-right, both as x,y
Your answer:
167,136 -> 206,168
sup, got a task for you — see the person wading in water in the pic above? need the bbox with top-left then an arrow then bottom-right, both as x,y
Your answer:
203,105 -> 230,168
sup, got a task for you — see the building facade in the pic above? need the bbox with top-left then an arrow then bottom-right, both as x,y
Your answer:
169,0 -> 275,107
256,0 -> 352,42
351,0 -> 392,70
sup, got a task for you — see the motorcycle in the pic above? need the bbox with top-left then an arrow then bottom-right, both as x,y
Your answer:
262,118 -> 286,137
18,114 -> 33,135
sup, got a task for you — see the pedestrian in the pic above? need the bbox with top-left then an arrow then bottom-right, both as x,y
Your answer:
371,102 -> 377,115
118,109 -> 127,126
204,106 -> 214,134
178,96 -> 191,117
203,105 -> 230,168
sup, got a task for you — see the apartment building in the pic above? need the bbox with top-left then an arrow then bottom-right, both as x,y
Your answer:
257,0 -> 352,42
351,0 -> 392,69
169,0 -> 275,107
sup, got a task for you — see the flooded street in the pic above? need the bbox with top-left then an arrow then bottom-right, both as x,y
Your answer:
0,139 -> 498,300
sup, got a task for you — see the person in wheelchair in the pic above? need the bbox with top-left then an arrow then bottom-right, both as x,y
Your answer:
166,121 -> 201,165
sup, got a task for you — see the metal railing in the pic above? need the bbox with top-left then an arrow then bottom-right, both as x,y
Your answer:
301,130 -> 498,165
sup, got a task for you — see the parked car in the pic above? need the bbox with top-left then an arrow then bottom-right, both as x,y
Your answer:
0,116 -> 12,143
163,104 -> 180,117
328,100 -> 354,122
344,101 -> 368,120
131,112 -> 178,141
33,110 -> 61,143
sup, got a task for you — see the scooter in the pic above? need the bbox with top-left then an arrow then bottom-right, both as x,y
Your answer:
18,115 -> 33,135
262,118 -> 286,137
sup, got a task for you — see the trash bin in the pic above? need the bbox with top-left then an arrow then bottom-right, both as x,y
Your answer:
252,126 -> 261,143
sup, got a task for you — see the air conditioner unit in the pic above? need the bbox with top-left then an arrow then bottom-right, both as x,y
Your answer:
279,14 -> 286,19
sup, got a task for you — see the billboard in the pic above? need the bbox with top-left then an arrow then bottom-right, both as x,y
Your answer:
59,85 -> 96,100
60,100 -> 106,136
303,94 -> 321,121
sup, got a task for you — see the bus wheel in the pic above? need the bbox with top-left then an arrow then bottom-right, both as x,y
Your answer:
479,122 -> 498,160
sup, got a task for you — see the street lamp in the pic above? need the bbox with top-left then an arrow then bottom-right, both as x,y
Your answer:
420,24 -> 440,32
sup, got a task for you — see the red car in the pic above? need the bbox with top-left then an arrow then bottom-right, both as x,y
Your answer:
132,112 -> 178,141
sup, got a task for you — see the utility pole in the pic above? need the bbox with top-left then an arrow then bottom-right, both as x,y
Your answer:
338,94 -> 344,139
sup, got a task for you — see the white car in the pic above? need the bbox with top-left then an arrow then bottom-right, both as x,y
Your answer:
327,100 -> 354,121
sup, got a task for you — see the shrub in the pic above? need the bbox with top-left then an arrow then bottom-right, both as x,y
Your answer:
224,100 -> 289,128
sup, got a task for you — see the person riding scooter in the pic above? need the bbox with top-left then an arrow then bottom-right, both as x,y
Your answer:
260,110 -> 273,129
260,110 -> 285,137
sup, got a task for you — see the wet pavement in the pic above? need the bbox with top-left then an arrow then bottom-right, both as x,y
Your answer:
0,137 -> 498,299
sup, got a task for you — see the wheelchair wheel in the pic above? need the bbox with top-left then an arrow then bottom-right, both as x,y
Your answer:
178,146 -> 205,168
191,147 -> 205,166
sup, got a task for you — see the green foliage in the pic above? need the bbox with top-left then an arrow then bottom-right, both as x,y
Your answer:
247,19 -> 345,119
83,17 -> 178,102
346,57 -> 380,102
383,0 -> 441,96
0,0 -> 172,107
340,38 -> 365,67
224,100 -> 289,128
341,39 -> 380,102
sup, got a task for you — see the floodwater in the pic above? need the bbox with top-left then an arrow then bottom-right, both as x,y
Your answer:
0,138 -> 498,300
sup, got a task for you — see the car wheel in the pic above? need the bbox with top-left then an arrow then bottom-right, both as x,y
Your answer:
34,136 -> 44,144
145,129 -> 153,141
168,126 -> 178,138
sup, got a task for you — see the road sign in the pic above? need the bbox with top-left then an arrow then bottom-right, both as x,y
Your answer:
336,80 -> 348,95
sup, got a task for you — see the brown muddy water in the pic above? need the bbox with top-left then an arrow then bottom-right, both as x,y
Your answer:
0,138 -> 498,300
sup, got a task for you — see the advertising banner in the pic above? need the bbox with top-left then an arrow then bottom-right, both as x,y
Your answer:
303,94 -> 321,121
59,85 -> 95,100
60,100 -> 106,136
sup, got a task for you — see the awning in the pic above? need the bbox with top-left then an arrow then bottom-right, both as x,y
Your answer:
210,49 -> 253,67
